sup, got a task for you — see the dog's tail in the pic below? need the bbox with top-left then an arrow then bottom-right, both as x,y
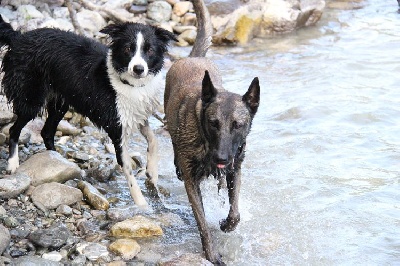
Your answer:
189,0 -> 213,58
0,15 -> 20,48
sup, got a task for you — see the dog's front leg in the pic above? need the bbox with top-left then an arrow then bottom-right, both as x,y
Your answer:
220,167 -> 241,232
183,174 -> 225,265
139,121 -> 159,196
116,139 -> 148,207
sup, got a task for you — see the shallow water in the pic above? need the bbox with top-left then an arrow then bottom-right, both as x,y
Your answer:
135,0 -> 400,264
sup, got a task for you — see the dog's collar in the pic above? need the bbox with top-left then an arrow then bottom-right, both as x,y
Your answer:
120,77 -> 145,87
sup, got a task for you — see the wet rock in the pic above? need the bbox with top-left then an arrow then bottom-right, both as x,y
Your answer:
76,242 -> 109,261
57,120 -> 81,136
31,182 -> 82,210
178,29 -> 197,44
205,0 -> 243,15
160,253 -> 213,266
130,5 -> 147,14
17,5 -> 44,19
147,1 -> 172,23
0,173 -> 31,199
56,204 -> 73,216
42,251 -> 63,262
110,215 -> 163,238
133,0 -> 148,5
0,224 -> 11,255
1,215 -> 20,228
181,12 -> 197,26
0,133 -> 6,145
173,1 -> 193,17
155,212 -> 185,227
10,255 -> 62,265
77,9 -> 107,34
78,181 -> 109,211
0,108 -> 15,126
107,205 -> 141,221
16,151 -> 81,186
109,238 -> 141,260
28,223 -> 71,249
76,219 -> 100,235
24,119 -> 45,144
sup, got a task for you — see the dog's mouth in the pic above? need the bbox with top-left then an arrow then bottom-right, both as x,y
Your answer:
216,163 -> 227,169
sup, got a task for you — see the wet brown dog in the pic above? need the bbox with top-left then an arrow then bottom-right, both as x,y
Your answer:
164,0 -> 260,264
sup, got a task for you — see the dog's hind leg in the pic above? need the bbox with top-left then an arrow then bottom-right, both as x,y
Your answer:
220,165 -> 242,233
139,121 -> 159,194
7,115 -> 33,173
41,98 -> 69,150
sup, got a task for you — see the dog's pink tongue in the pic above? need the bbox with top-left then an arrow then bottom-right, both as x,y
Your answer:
217,164 -> 226,169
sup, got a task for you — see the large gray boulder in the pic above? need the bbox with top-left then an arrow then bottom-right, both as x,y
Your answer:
16,151 -> 81,186
31,182 -> 83,210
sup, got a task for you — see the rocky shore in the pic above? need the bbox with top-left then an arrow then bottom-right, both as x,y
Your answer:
0,0 -> 325,265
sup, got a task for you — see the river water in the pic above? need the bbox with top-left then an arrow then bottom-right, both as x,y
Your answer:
130,0 -> 400,264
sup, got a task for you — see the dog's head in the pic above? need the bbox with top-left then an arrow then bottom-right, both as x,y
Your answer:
201,71 -> 260,170
101,23 -> 177,82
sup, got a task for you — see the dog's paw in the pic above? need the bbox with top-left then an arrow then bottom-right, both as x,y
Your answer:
219,214 -> 240,232
213,254 -> 226,266
145,178 -> 160,199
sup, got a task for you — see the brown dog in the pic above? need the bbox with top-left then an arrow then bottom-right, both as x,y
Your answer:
164,0 -> 260,264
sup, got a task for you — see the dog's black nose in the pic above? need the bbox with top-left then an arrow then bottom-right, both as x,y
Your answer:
133,65 -> 144,75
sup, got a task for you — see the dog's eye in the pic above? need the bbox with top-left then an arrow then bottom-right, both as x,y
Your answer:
232,121 -> 242,129
147,47 -> 154,56
124,47 -> 130,54
209,119 -> 219,129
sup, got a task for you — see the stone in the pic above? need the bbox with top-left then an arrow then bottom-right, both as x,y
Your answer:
110,215 -> 163,238
76,242 -> 109,261
0,133 -> 6,145
0,224 -> 11,255
10,256 -> 62,265
56,204 -> 73,216
160,253 -> 213,265
147,1 -> 172,23
107,205 -> 141,221
109,239 -> 141,260
57,120 -> 81,136
181,12 -> 196,26
31,182 -> 83,210
172,25 -> 196,34
78,181 -> 109,211
42,251 -> 63,262
178,29 -> 197,44
132,0 -> 148,5
0,173 -> 31,199
16,151 -> 81,186
28,223 -> 71,249
77,9 -> 107,34
173,1 -> 193,17
24,118 -> 45,144
0,108 -> 15,126
17,5 -> 45,20
129,5 -> 147,14
204,0 -> 243,15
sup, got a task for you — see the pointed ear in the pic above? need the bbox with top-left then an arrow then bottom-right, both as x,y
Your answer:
154,26 -> 178,42
202,70 -> 217,106
100,23 -> 125,38
242,77 -> 260,115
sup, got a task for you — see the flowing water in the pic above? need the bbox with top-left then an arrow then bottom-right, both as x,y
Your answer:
129,0 -> 400,264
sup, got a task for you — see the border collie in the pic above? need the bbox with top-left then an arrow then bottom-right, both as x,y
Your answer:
0,16 -> 176,207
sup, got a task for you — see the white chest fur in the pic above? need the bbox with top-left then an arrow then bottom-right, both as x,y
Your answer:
107,52 -> 161,140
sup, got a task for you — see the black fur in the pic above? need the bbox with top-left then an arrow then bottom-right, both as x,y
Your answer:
0,15 -> 176,205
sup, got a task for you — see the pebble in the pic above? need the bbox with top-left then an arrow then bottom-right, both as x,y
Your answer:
110,215 -> 163,238
78,181 -> 110,211
28,223 -> 71,249
109,238 -> 141,260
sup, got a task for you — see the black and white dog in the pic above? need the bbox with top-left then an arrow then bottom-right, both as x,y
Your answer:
0,16 -> 176,207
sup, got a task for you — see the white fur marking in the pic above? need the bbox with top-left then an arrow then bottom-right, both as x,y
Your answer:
7,144 -> 19,173
128,32 -> 148,78
107,51 -> 161,143
121,143 -> 148,207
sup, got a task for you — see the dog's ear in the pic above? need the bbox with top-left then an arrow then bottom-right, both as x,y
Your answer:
242,77 -> 260,115
202,70 -> 217,105
100,23 -> 125,38
154,27 -> 178,42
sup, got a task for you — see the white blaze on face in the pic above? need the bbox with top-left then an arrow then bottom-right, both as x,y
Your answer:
128,32 -> 148,78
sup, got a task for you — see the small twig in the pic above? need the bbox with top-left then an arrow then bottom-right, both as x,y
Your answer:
66,0 -> 85,35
